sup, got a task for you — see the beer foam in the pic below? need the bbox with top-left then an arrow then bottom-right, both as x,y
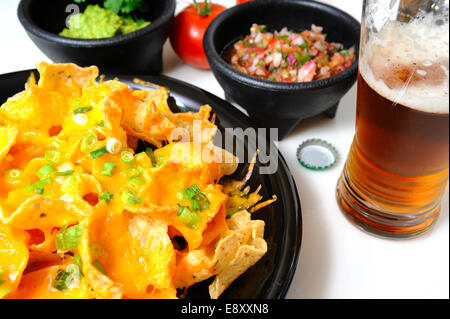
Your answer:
360,7 -> 449,114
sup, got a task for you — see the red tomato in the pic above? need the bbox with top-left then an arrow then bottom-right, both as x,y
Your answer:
170,1 -> 226,70
236,0 -> 252,3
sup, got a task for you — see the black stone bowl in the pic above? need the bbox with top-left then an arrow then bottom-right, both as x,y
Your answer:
18,0 -> 176,74
204,0 -> 360,140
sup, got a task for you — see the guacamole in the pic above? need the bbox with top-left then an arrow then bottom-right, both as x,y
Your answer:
59,5 -> 150,39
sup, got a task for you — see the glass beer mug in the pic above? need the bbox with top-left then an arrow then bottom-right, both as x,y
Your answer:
337,0 -> 449,238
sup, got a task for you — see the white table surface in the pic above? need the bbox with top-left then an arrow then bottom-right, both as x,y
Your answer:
1,0 -> 448,299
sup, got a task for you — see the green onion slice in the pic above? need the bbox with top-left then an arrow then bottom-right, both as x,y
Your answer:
90,146 -> 109,159
183,184 -> 210,211
37,164 -> 56,179
125,166 -> 143,179
126,177 -> 145,189
120,151 -> 134,165
154,155 -> 165,168
32,177 -> 53,189
73,254 -> 83,276
106,138 -> 122,154
55,224 -> 83,251
99,190 -> 114,204
55,170 -> 75,177
73,106 -> 93,115
81,134 -> 98,153
145,148 -> 157,167
123,190 -> 142,205
66,264 -> 82,281
52,269 -> 70,291
177,204 -> 202,229
45,150 -> 62,165
101,162 -> 117,177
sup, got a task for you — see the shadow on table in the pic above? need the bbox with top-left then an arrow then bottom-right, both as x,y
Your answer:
286,83 -> 357,137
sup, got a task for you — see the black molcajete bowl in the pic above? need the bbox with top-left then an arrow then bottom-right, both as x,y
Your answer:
204,0 -> 360,140
18,0 -> 175,74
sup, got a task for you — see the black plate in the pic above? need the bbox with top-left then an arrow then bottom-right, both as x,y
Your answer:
0,70 -> 302,299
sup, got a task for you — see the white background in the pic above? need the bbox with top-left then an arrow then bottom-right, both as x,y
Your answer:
0,0 -> 448,299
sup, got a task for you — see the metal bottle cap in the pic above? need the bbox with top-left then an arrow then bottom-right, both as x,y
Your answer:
297,139 -> 338,170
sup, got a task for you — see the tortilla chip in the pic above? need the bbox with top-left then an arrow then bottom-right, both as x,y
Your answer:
25,250 -> 64,274
1,63 -> 96,134
6,264 -> 89,299
173,248 -> 215,288
209,145 -> 240,176
0,84 -> 68,133
127,215 -> 176,291
37,62 -> 98,96
1,131 -> 53,172
173,210 -> 267,298
118,87 -> 175,148
209,211 -> 267,299
166,105 -> 217,144
0,223 -> 29,293
84,204 -> 175,298
201,206 -> 228,247
139,177 -> 228,250
0,124 -> 18,163
1,197 -> 88,253
78,205 -> 123,299
132,85 -> 172,115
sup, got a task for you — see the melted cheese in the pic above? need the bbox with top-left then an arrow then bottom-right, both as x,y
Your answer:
0,62 -> 269,299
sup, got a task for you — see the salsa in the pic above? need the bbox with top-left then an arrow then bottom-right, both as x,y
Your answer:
225,24 -> 355,83
59,5 -> 150,39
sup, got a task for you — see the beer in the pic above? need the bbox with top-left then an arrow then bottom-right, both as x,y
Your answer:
337,9 -> 449,238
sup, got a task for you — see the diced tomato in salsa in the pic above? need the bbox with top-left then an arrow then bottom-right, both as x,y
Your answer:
225,24 -> 356,83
